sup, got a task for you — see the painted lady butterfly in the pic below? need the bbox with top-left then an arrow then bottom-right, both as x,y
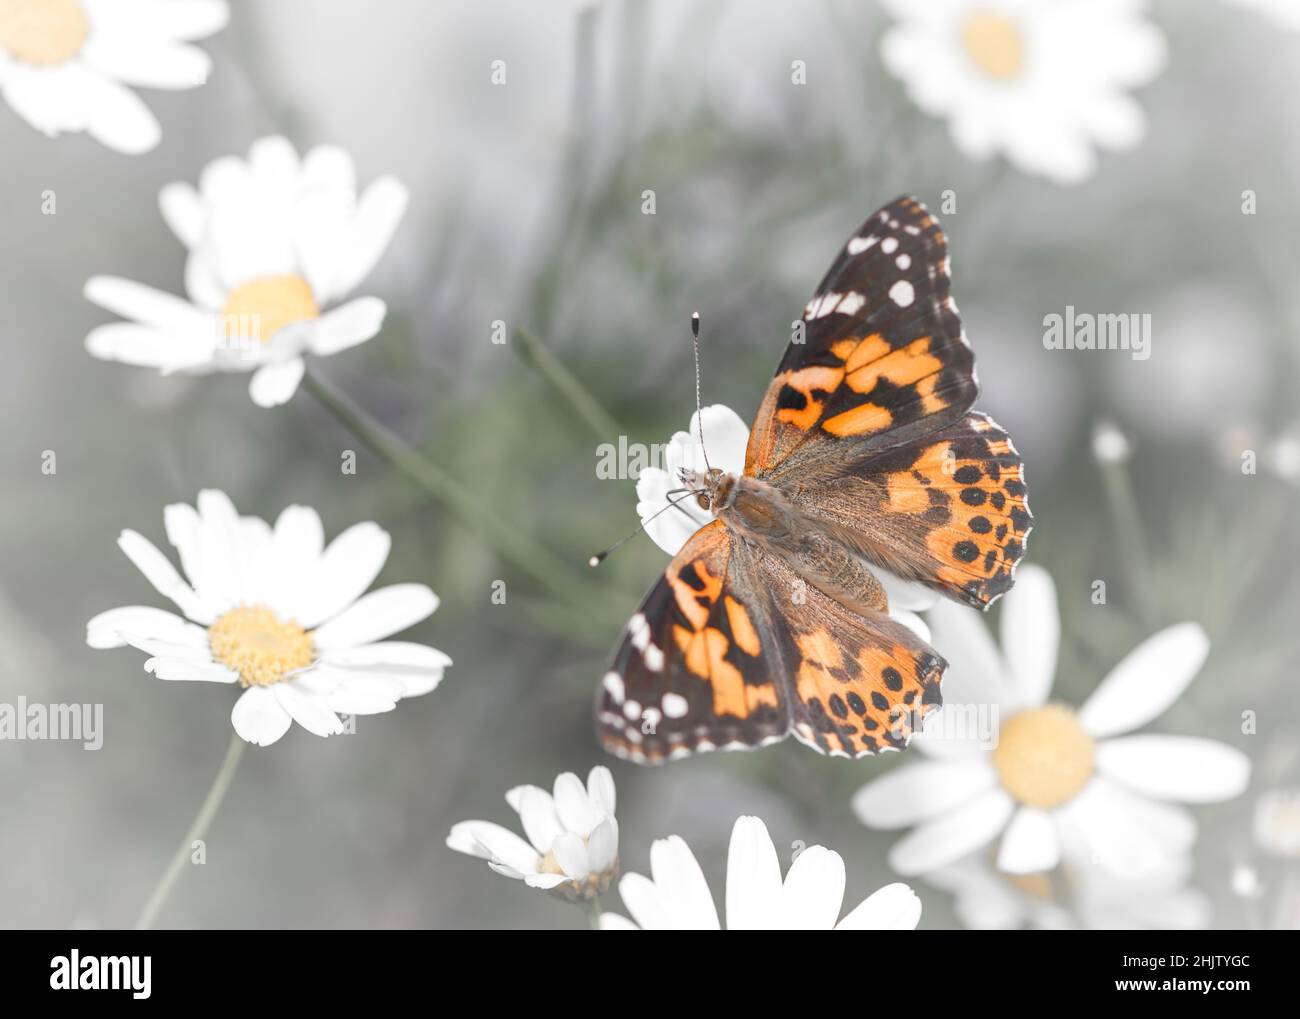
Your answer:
597,197 -> 1031,763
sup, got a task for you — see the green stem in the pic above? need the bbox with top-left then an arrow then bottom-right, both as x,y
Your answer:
515,326 -> 622,441
301,369 -> 591,610
1098,453 -> 1154,627
135,731 -> 245,930
587,894 -> 603,930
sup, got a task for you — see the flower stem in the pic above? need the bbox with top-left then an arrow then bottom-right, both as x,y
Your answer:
302,369 -> 592,610
135,731 -> 245,930
1098,452 -> 1154,626
586,894 -> 603,930
514,326 -> 622,441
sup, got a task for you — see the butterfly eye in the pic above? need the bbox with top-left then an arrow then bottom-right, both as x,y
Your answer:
696,493 -> 710,510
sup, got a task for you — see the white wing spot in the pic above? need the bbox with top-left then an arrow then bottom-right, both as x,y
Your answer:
662,692 -> 690,718
847,235 -> 878,255
628,613 -> 650,650
889,280 -> 915,307
837,292 -> 866,315
603,671 -> 625,703
896,253 -> 911,270
623,699 -> 642,721
881,237 -> 898,254
643,643 -> 664,672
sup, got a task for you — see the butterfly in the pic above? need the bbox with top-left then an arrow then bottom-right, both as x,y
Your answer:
596,196 -> 1031,764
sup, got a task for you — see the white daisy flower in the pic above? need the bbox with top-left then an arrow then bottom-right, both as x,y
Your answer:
634,404 -> 939,639
446,766 -> 619,901
600,815 -> 921,930
853,564 -> 1251,879
86,489 -> 449,746
84,135 -> 409,407
0,0 -> 228,154
879,0 -> 1167,185
929,851 -> 1210,930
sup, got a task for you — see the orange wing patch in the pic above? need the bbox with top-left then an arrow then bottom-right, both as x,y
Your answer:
775,591 -> 945,758
597,521 -> 789,764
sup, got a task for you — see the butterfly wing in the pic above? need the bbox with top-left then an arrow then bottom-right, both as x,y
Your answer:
596,520 -> 788,763
744,195 -> 1030,608
596,519 -> 946,763
791,412 -> 1032,608
745,195 -> 977,478
753,551 -> 945,757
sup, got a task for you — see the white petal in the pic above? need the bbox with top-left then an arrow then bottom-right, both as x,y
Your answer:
648,835 -> 720,930
311,584 -> 438,650
230,686 -> 292,746
617,872 -> 669,931
996,806 -> 1061,874
334,177 -> 408,295
273,681 -> 344,738
1055,778 -> 1196,880
999,564 -> 1059,709
586,765 -> 616,816
317,641 -> 449,697
193,488 -> 242,612
248,356 -> 305,408
447,821 -> 539,875
145,657 -> 237,683
85,322 -> 212,372
587,816 -> 619,873
553,770 -> 601,836
83,73 -> 161,154
778,846 -> 846,930
319,671 -> 404,715
116,529 -> 213,623
516,786 -> 565,855
836,883 -> 922,930
725,815 -> 783,930
599,912 -> 640,931
852,757 -> 996,829
86,605 -> 194,649
293,522 -> 390,628
924,598 -> 1006,712
301,144 -> 356,199
81,38 -> 211,89
552,832 -> 591,879
521,871 -> 569,890
84,276 -> 211,330
1096,735 -> 1251,803
157,180 -> 205,244
635,466 -> 709,556
887,788 -> 1015,876
306,297 -> 386,356
1078,623 -> 1209,737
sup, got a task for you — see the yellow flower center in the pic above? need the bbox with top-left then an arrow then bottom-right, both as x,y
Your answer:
0,0 -> 88,65
961,11 -> 1024,80
539,849 -> 565,876
208,604 -> 315,687
220,275 -> 319,346
992,704 -> 1094,809
1006,871 -> 1052,900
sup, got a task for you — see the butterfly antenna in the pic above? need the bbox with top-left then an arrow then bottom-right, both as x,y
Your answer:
691,311 -> 713,474
589,489 -> 698,567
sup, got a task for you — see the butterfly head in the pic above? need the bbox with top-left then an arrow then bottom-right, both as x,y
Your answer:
679,466 -> 738,514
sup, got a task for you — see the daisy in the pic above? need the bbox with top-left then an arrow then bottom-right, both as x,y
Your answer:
600,815 -> 921,930
929,851 -> 1210,930
878,0 -> 1167,185
0,0 -> 228,153
635,404 -> 939,639
86,489 -> 449,746
84,135 -> 408,407
447,766 -> 619,901
853,564 -> 1251,879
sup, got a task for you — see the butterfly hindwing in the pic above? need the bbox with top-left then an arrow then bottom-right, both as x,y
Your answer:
596,520 -> 788,763
790,412 -> 1032,608
746,196 -> 977,479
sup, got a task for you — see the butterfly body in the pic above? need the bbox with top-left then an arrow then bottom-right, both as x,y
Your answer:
598,196 -> 1032,764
